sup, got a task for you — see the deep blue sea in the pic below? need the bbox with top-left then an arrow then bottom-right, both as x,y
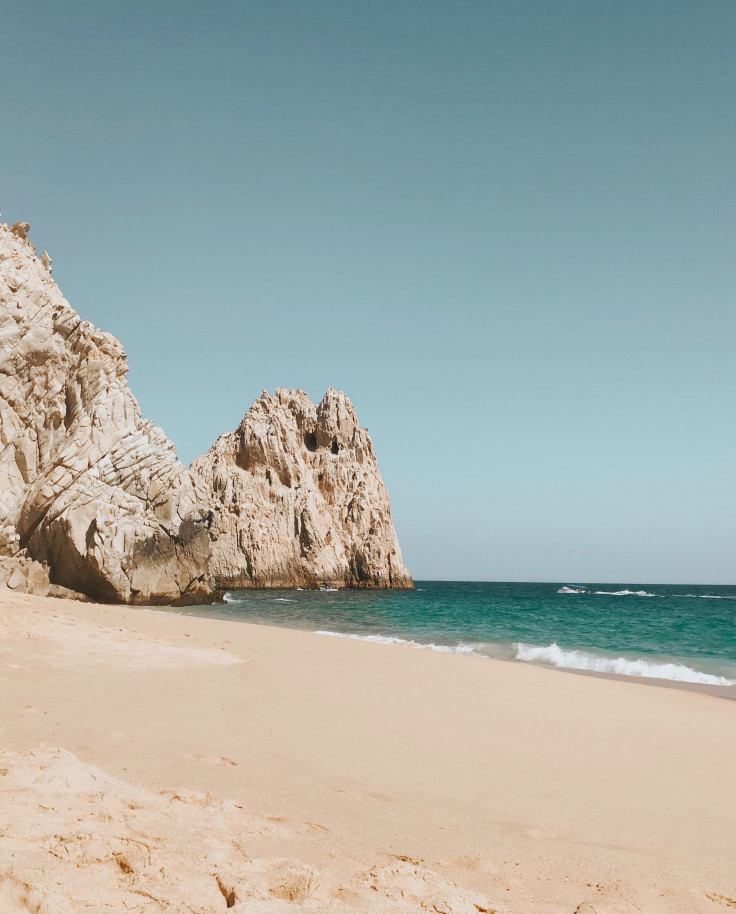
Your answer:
184,581 -> 736,691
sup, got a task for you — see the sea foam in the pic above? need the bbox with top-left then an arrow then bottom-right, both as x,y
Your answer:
315,631 -> 479,655
315,631 -> 735,685
593,589 -> 658,597
557,587 -> 660,596
514,642 -> 735,686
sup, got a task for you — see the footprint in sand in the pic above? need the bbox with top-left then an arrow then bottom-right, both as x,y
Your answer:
189,753 -> 238,767
214,859 -> 319,906
0,875 -> 41,913
356,860 -> 497,913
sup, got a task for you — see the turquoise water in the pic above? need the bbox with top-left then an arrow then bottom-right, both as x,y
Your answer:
184,581 -> 736,690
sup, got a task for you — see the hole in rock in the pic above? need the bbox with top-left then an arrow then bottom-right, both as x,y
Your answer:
331,438 -> 339,455
304,432 -> 317,452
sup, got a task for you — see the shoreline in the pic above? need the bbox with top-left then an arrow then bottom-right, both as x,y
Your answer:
154,603 -> 736,702
2,588 -> 735,912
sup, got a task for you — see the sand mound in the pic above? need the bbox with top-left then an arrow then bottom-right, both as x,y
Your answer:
0,748 -> 499,913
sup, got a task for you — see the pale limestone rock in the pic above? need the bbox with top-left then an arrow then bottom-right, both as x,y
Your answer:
0,216 -> 411,602
0,220 -> 211,604
0,554 -> 50,597
191,388 -> 413,589
9,222 -> 29,240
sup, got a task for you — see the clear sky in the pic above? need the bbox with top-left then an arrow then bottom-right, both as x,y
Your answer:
2,1 -> 735,583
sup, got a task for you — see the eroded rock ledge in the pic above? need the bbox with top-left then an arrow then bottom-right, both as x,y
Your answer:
192,389 -> 413,590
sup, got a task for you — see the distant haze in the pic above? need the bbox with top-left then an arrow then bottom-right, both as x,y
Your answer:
2,1 -> 734,583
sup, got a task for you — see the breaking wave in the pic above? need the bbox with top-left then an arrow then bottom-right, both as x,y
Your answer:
315,631 -> 480,655
514,642 -> 735,686
315,633 -> 735,686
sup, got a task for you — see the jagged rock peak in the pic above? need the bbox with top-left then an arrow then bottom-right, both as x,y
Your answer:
0,218 -> 211,603
191,388 -> 413,590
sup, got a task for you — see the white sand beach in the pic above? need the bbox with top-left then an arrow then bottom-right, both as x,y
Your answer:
1,589 -> 735,913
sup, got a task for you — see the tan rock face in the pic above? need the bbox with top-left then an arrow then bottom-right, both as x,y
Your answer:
191,388 -> 413,589
0,554 -> 50,597
0,217 -> 412,602
0,222 -> 211,604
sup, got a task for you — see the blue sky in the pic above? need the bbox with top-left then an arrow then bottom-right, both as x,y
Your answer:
2,1 -> 735,582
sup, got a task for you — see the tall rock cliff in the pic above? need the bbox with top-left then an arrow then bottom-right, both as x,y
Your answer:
0,216 -> 412,602
191,388 -> 413,589
0,219 -> 211,603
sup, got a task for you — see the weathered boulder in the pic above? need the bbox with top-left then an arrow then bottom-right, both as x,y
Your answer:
0,554 -> 51,597
0,220 -> 212,604
191,388 -> 413,589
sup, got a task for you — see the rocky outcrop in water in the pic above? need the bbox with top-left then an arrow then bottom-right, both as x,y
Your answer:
190,388 -> 413,590
0,219 -> 211,604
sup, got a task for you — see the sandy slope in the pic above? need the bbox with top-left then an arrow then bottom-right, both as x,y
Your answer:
1,589 -> 734,913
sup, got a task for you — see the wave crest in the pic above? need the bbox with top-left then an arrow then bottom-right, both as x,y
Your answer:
514,642 -> 735,686
315,631 -> 480,656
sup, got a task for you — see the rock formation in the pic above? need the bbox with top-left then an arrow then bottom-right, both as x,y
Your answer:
191,388 -> 413,589
191,389 -> 413,588
0,219 -> 211,604
0,215 -> 412,603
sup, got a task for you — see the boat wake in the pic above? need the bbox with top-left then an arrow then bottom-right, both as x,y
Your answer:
593,589 -> 658,597
557,587 -> 660,597
675,594 -> 736,600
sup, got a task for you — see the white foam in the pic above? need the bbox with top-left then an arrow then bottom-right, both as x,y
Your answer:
514,642 -> 735,686
273,598 -> 296,603
223,592 -> 239,604
313,632 -> 735,687
593,589 -> 657,597
315,630 -> 480,656
671,594 -> 736,600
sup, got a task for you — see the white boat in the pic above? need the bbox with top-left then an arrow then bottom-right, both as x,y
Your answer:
557,585 -> 587,594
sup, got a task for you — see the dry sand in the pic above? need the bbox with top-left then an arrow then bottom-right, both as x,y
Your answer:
1,589 -> 734,913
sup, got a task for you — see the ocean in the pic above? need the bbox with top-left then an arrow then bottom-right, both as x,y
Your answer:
183,581 -> 736,693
